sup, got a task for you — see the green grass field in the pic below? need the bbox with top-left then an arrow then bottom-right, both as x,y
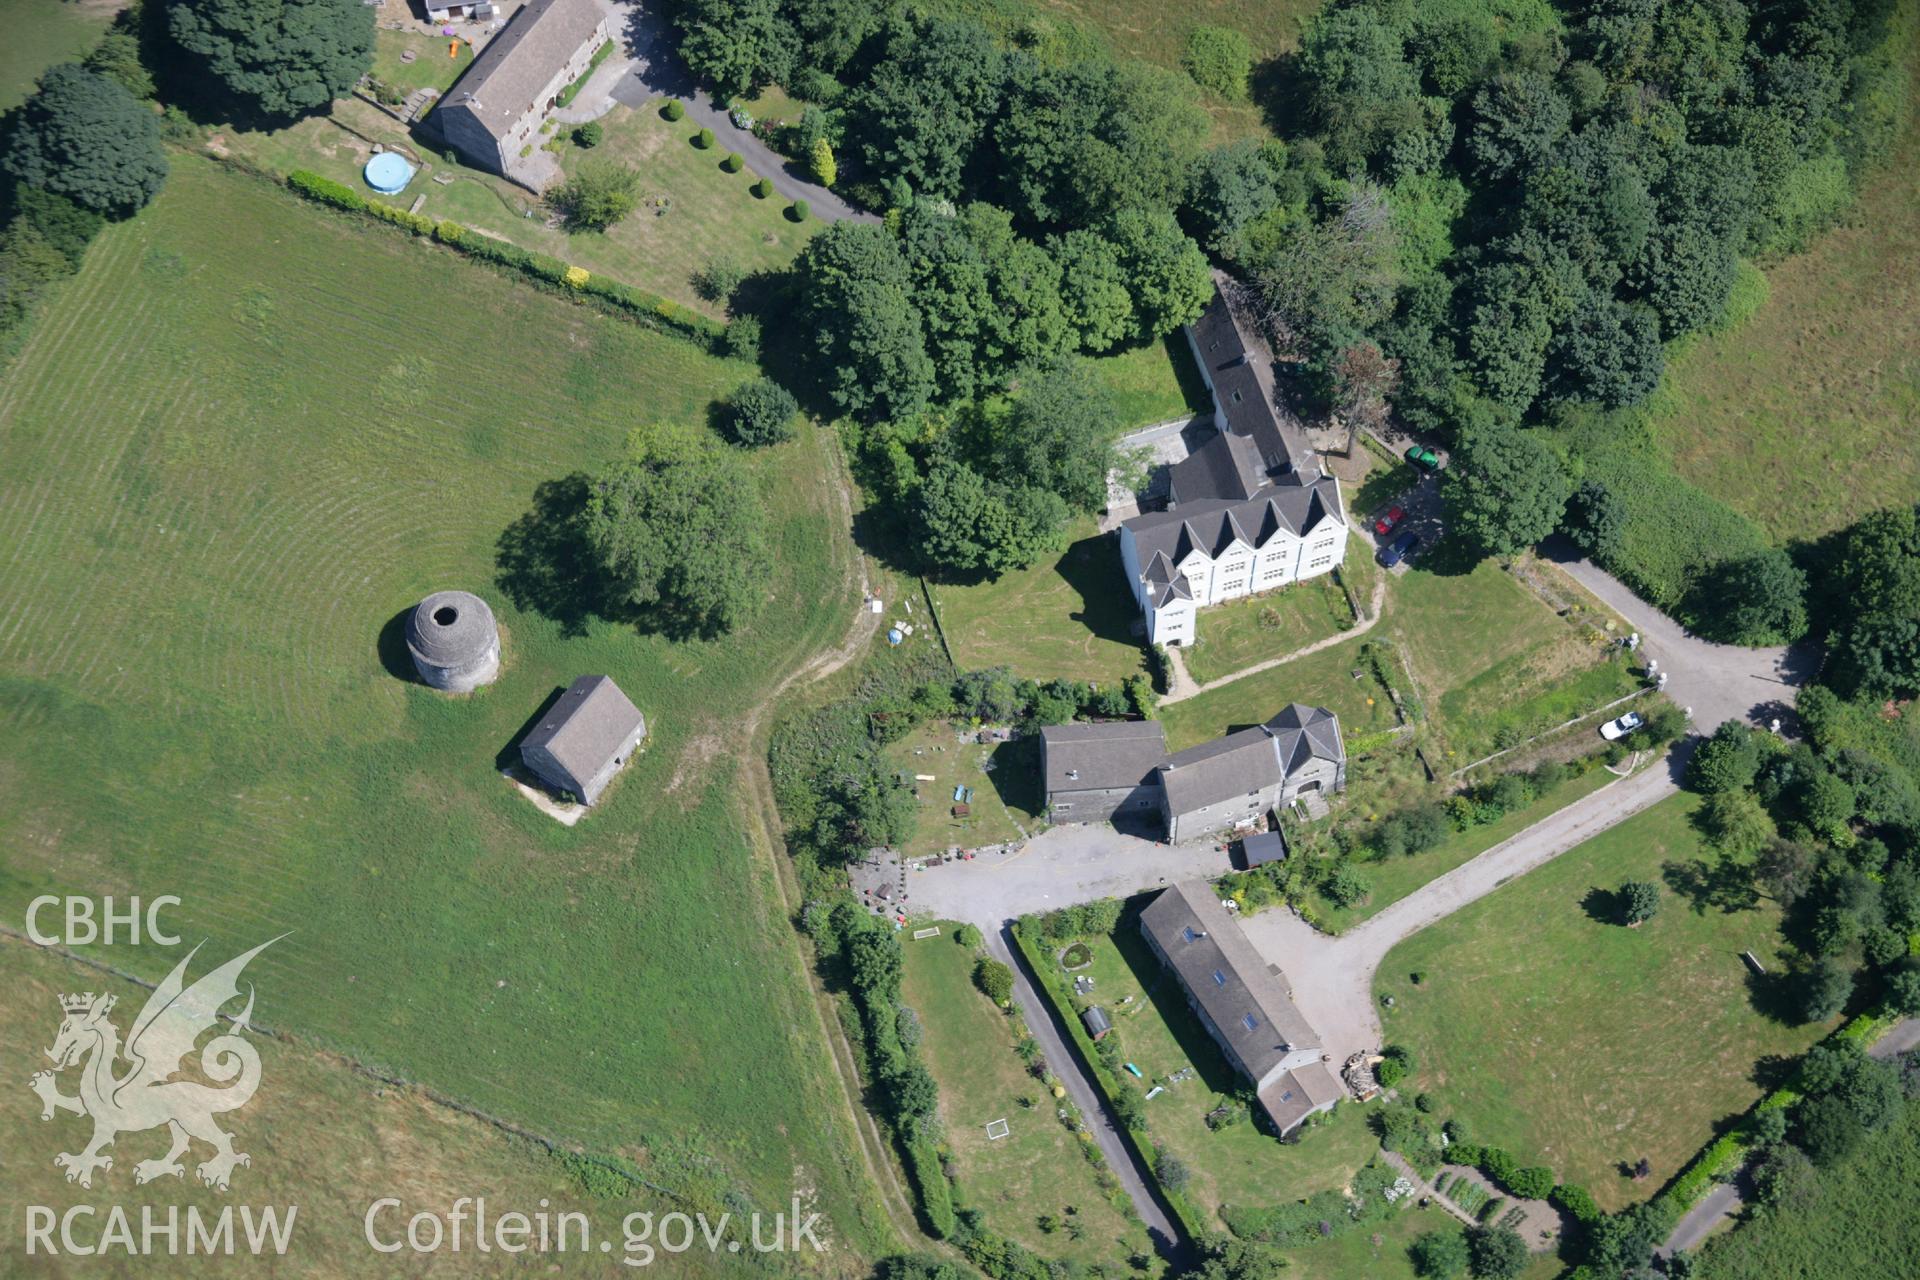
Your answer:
1088,333 -> 1211,428
371,28 -> 475,95
224,99 -> 816,319
900,927 -> 1159,1269
1376,794 -> 1832,1212
1696,1096 -> 1920,1280
932,519 -> 1151,685
1389,561 -> 1638,763
0,155 -> 883,1259
0,0 -> 115,111
1180,548 -> 1360,686
1651,16 -> 1920,543
1048,923 -> 1385,1224
1161,632 -> 1401,750
883,721 -> 1042,856
1,940 -> 766,1277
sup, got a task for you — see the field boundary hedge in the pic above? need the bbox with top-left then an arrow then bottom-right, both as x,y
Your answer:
281,168 -> 727,349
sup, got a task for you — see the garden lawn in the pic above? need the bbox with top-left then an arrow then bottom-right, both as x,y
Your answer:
0,0 -> 115,110
901,927 -> 1158,1270
0,154 -> 882,1260
221,98 -> 814,319
1304,764 -> 1616,931
1087,333 -> 1211,429
932,519 -> 1151,685
1054,923 -> 1385,1225
1696,1095 -> 1920,1280
1160,632 -> 1400,751
1389,561 -> 1638,763
371,28 -> 475,95
883,720 -> 1042,857
0,941 -> 767,1278
1652,12 -> 1920,544
1180,545 -> 1361,686
1375,794 -> 1832,1212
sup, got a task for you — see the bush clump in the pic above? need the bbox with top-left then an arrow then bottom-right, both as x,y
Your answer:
572,121 -> 602,148
720,151 -> 744,173
788,198 -> 810,222
661,99 -> 684,121
1182,25 -> 1253,99
693,126 -> 715,149
725,376 -> 799,447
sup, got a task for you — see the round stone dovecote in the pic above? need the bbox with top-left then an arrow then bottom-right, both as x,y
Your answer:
405,590 -> 501,693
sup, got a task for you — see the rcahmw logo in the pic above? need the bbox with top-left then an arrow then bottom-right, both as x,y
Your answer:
24,932 -> 298,1259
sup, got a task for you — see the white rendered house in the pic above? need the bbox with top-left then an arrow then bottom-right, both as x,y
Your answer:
1117,275 -> 1349,647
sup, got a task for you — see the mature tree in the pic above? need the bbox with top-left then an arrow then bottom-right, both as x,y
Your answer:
1793,1090 -> 1864,1166
1796,957 -> 1854,1024
912,460 -> 1069,578
1051,229 -> 1134,353
1705,789 -> 1776,858
972,956 -> 1015,1003
1465,1226 -> 1527,1280
1562,479 -> 1626,561
1408,1228 -> 1470,1279
1887,958 -> 1920,1016
1184,25 -> 1253,98
3,66 -> 166,218
1333,341 -> 1400,436
894,205 -> 995,399
850,13 -> 1004,200
1299,6 -> 1421,169
1410,10 -> 1496,96
1185,138 -> 1299,262
1443,421 -> 1571,557
964,204 -> 1070,373
1619,880 -> 1660,926
550,160 -> 639,231
1468,72 -> 1572,180
675,0 -> 799,99
1693,550 -> 1809,645
797,222 -> 936,421
1689,720 -> 1764,794
979,359 -> 1119,514
1547,294 -> 1664,408
168,0 -> 372,119
1250,184 -> 1400,369
0,219 -> 73,331
84,29 -> 155,99
582,428 -> 770,638
1104,208 -> 1213,343
12,187 -> 105,268
725,377 -> 799,447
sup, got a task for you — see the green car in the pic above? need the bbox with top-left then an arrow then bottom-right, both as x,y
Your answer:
1405,444 -> 1442,472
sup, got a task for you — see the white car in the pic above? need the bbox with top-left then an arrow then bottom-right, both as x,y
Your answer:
1600,712 -> 1645,741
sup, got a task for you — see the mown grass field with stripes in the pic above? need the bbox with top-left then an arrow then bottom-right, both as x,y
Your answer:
0,154 -> 882,1261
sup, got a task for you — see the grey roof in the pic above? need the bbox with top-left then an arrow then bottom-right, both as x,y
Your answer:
1259,1059 -> 1344,1133
1041,721 -> 1169,794
406,590 -> 497,665
1082,1006 -> 1112,1037
1121,473 -> 1345,573
1189,272 -> 1316,477
520,675 -> 643,779
439,0 -> 606,138
1242,830 -> 1287,867
1140,882 -> 1319,1080
1267,703 -> 1345,773
1141,550 -> 1195,609
1169,431 -> 1267,506
1157,726 -> 1285,815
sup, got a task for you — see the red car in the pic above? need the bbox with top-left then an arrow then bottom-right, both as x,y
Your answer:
1374,506 -> 1406,536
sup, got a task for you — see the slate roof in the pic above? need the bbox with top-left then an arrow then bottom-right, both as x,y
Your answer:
1139,882 -> 1319,1080
406,590 -> 496,666
1267,703 -> 1345,773
1188,272 -> 1316,477
1122,474 -> 1344,572
1169,431 -> 1267,506
520,675 -> 644,781
1259,1059 -> 1345,1133
1242,830 -> 1287,867
439,0 -> 606,138
1041,721 -> 1169,794
1157,726 -> 1286,815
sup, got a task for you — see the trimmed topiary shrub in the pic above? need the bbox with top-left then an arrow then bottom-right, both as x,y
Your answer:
287,169 -> 363,212
787,198 -> 809,221
750,177 -> 773,199
693,127 -> 715,149
720,151 -> 744,173
661,99 -> 684,121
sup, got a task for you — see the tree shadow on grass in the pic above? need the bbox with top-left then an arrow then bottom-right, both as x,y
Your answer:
495,473 -> 616,637
1580,886 -> 1622,925
1662,856 -> 1761,915
1744,966 -> 1807,1027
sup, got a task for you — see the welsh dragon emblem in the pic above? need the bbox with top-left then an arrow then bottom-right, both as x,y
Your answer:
30,938 -> 280,1191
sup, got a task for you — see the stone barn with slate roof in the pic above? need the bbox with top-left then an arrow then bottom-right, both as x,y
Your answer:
1039,721 -> 1169,824
432,0 -> 613,187
1140,881 -> 1343,1136
518,675 -> 646,805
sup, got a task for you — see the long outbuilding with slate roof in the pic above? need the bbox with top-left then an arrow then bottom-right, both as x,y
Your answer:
432,0 -> 613,187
